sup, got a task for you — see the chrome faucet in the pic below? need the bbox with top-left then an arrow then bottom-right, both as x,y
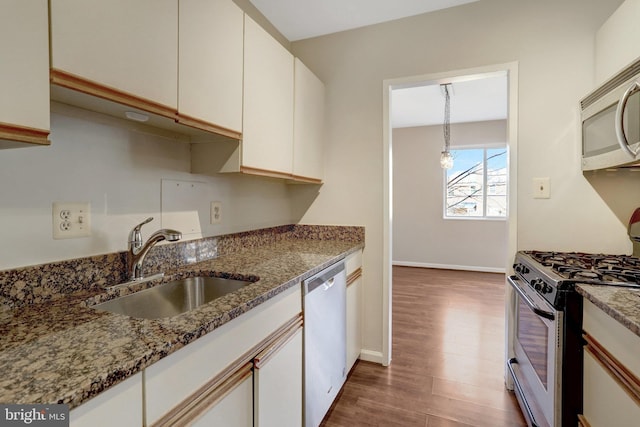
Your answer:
127,217 -> 182,281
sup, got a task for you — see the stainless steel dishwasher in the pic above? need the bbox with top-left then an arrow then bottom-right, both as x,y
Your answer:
303,261 -> 347,427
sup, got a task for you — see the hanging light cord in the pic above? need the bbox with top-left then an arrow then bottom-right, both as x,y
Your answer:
443,85 -> 451,151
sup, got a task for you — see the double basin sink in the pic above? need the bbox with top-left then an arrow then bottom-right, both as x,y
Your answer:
93,275 -> 255,319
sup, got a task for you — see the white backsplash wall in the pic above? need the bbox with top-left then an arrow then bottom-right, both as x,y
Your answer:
0,107 -> 295,271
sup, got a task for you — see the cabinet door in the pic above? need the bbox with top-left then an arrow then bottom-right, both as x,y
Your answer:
0,0 -> 50,147
50,0 -> 178,112
243,14 -> 294,177
293,58 -> 325,183
346,251 -> 363,370
583,349 -> 640,427
178,0 -> 243,137
254,328 -> 303,427
595,0 -> 640,83
191,370 -> 253,427
347,276 -> 362,370
70,373 -> 142,427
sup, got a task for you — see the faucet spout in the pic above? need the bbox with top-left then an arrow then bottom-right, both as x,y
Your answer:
127,217 -> 182,281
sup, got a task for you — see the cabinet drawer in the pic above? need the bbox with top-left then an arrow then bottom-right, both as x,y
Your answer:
145,285 -> 301,425
583,299 -> 640,379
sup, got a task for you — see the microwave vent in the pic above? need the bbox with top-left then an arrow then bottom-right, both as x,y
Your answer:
581,57 -> 640,111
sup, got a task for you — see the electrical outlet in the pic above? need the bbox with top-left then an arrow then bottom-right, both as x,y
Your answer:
210,201 -> 222,224
533,178 -> 550,199
52,202 -> 91,239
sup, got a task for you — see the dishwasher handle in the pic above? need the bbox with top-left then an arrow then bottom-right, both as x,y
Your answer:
304,262 -> 345,294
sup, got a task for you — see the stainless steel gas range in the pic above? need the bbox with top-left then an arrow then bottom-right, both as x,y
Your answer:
507,250 -> 640,427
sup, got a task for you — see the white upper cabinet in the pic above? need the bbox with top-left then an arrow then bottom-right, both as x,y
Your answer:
0,0 -> 50,147
178,0 -> 243,138
293,58 -> 325,183
50,0 -> 178,116
595,0 -> 640,83
242,14 -> 294,177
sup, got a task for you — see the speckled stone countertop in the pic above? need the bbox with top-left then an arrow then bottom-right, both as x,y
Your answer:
0,228 -> 363,409
576,284 -> 640,337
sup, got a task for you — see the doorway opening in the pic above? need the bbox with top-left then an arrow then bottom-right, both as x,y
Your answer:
381,62 -> 519,365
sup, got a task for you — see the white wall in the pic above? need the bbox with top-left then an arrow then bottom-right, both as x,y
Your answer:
0,106 -> 295,270
393,121 -> 507,272
291,0 -> 628,359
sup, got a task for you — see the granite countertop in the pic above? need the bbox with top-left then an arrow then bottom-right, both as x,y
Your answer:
0,237 -> 363,409
576,284 -> 640,337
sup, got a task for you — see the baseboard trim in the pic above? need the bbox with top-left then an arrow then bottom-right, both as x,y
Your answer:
358,349 -> 384,364
392,261 -> 506,274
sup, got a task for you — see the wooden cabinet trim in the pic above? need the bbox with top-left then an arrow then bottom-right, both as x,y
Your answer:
51,68 -> 177,120
151,361 -> 253,427
150,312 -> 303,426
239,166 -> 323,184
290,174 -> 323,185
240,165 -> 293,180
176,113 -> 241,140
0,122 -> 50,146
254,315 -> 303,369
583,332 -> 640,405
577,414 -> 592,427
346,268 -> 363,287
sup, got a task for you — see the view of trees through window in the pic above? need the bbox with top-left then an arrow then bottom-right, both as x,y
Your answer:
445,147 -> 507,218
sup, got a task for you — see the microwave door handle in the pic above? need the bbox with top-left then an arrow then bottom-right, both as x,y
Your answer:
507,276 -> 555,320
615,80 -> 640,158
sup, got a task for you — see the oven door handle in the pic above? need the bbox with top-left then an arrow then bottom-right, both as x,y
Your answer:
508,275 -> 555,320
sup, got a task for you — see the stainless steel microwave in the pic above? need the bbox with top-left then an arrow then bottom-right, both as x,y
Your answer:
581,58 -> 640,170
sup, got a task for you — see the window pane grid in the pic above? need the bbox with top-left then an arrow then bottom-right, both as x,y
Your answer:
444,147 -> 507,219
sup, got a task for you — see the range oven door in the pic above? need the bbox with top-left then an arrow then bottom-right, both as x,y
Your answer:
507,275 -> 562,427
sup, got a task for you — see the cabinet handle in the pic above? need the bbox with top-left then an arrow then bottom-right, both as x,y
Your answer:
50,68 -> 177,120
583,332 -> 640,405
614,80 -> 640,158
346,268 -> 362,287
152,362 -> 253,427
577,414 -> 592,427
254,316 -> 303,369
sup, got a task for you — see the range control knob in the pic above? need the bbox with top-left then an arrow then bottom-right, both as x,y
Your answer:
531,279 -> 544,292
542,284 -> 553,294
514,264 -> 530,275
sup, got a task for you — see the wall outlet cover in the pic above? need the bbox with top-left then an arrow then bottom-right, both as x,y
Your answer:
52,202 -> 91,239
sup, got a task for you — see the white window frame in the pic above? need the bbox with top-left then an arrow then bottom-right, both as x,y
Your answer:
443,144 -> 508,220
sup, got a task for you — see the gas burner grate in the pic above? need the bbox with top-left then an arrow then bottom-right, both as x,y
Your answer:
524,250 -> 640,284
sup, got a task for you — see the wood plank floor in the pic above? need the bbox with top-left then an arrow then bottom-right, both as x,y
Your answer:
321,266 -> 526,427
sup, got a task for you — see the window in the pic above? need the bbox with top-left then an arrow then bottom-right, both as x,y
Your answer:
444,147 -> 507,218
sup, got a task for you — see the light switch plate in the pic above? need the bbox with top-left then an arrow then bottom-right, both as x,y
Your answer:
52,202 -> 91,239
533,178 -> 550,199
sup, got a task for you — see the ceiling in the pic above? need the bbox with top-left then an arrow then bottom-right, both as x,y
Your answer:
248,0 -> 479,42
391,74 -> 508,128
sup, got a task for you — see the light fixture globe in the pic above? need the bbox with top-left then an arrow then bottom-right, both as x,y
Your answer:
440,150 -> 453,169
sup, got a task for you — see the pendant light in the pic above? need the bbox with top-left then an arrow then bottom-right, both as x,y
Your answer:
440,84 -> 453,169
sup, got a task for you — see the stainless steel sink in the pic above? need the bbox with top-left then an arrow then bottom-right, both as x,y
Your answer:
93,276 -> 254,319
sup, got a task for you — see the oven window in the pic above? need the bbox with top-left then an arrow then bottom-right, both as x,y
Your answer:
516,297 -> 549,389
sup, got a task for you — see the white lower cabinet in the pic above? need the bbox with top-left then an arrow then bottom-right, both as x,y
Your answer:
345,250 -> 363,370
254,327 -> 303,427
191,372 -> 253,427
69,372 -> 142,427
580,299 -> 640,427
145,285 -> 302,427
